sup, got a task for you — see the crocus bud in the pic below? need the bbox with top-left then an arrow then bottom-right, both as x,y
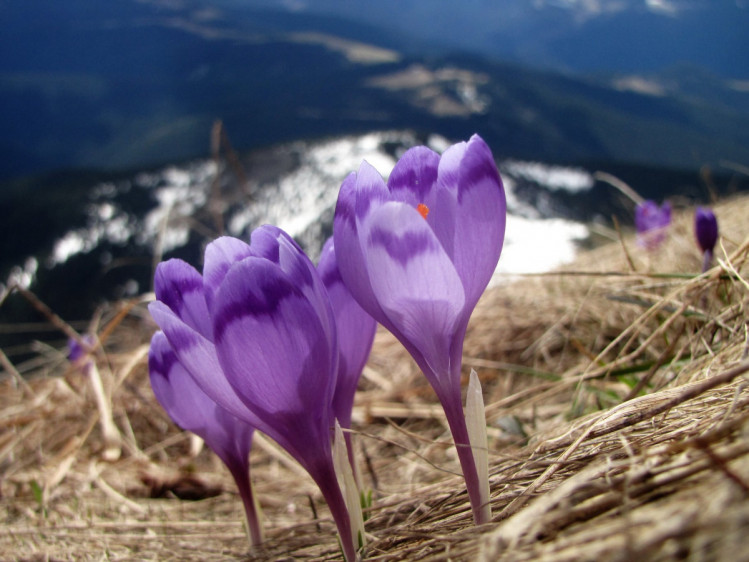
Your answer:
695,206 -> 718,272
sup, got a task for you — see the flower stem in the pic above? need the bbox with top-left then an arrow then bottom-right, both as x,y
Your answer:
226,460 -> 263,547
313,460 -> 358,562
702,249 -> 713,273
439,387 -> 491,525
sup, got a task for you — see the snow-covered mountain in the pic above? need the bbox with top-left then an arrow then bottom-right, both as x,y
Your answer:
0,131 -> 593,323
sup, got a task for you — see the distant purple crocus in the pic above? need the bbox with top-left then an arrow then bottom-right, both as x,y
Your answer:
148,226 -> 358,561
635,200 -> 671,249
318,237 -> 377,470
333,134 -> 505,524
695,206 -> 719,272
149,331 -> 263,546
68,333 -> 96,368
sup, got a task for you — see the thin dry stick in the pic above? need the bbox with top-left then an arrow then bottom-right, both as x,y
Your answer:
7,285 -> 81,345
94,474 -> 147,514
210,120 -> 226,236
498,415 -> 595,519
612,216 -> 637,273
86,361 -> 121,462
594,171 -> 645,206
151,203 -> 172,287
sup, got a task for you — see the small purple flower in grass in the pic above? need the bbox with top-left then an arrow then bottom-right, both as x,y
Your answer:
149,226 -> 360,561
68,333 -> 96,367
318,237 -> 377,473
333,134 -> 505,524
635,200 -> 671,249
149,331 -> 263,546
695,207 -> 719,272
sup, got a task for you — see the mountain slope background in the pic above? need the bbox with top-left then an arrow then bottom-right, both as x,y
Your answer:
1,0 -> 748,179
250,0 -> 749,77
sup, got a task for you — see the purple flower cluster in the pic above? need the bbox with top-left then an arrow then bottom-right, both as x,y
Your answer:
149,227 -> 370,560
148,134 -> 506,554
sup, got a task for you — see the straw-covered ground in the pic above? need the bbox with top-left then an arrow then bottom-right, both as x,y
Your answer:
2,193 -> 749,561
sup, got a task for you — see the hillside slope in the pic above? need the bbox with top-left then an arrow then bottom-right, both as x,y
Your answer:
1,194 -> 749,560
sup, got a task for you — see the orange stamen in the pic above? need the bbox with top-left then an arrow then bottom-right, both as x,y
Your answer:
417,203 -> 430,219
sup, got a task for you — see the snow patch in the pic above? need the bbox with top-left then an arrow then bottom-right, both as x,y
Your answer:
493,215 -> 588,280
503,160 -> 594,193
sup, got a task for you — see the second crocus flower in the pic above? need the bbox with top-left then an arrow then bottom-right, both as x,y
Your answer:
333,134 -> 505,524
149,331 -> 263,546
149,226 -> 360,561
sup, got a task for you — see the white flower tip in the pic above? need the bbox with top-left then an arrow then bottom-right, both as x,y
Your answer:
332,419 -> 367,549
465,369 -> 491,521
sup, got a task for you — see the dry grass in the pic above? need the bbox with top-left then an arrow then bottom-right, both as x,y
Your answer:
2,195 -> 749,561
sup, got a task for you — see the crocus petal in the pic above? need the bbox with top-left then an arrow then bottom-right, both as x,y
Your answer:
252,226 -> 340,395
434,135 -> 506,310
149,331 -> 262,546
203,236 -> 254,310
319,238 -> 377,428
272,229 -> 339,361
334,168 -> 391,322
352,160 -> 391,222
635,200 -> 672,250
205,227 -> 338,370
154,259 -> 212,340
210,256 -> 336,459
148,300 -> 262,428
149,331 -> 255,456
387,145 -> 440,204
363,202 -> 465,381
695,207 -> 718,254
68,334 -> 96,374
149,331 -> 214,433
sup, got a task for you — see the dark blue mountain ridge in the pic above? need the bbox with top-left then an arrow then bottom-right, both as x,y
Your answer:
228,0 -> 749,78
1,0 -> 748,181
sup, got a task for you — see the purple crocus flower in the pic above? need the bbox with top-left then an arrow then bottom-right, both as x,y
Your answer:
318,237 -> 377,471
695,206 -> 718,272
333,134 -> 505,524
68,333 -> 96,368
148,226 -> 358,561
635,200 -> 671,249
149,331 -> 263,546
